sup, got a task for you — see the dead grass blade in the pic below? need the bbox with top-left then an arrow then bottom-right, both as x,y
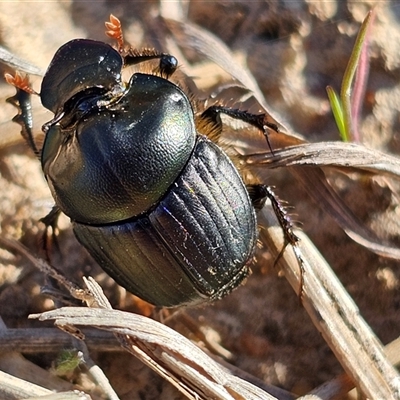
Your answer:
258,202 -> 400,399
31,277 -> 280,400
245,141 -> 400,178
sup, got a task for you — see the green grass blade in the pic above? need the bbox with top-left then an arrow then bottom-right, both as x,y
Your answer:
326,85 -> 347,141
340,10 -> 373,141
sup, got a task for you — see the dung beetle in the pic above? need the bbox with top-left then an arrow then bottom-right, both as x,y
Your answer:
6,15 -> 297,307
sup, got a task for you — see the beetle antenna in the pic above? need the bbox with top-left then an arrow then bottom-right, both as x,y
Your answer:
5,72 -> 40,156
105,15 -> 178,79
5,71 -> 38,95
105,14 -> 125,52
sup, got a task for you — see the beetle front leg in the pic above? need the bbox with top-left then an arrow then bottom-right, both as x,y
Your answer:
124,50 -> 178,78
6,72 -> 63,259
5,72 -> 40,156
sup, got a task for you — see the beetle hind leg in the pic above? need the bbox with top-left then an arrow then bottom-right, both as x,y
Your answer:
249,183 -> 306,296
249,184 -> 299,247
248,183 -> 300,261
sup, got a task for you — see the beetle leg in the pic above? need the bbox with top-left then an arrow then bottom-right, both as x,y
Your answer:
200,105 -> 278,154
40,205 -> 62,258
248,184 -> 306,296
5,73 -> 66,263
5,75 -> 64,259
5,72 -> 40,156
248,184 -> 299,247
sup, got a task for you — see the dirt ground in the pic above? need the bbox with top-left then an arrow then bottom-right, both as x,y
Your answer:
0,1 -> 399,399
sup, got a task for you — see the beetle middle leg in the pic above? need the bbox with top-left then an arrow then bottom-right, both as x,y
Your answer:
196,102 -> 298,249
200,105 -> 279,154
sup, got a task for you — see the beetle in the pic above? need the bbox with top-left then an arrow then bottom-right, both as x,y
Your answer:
6,15 -> 297,307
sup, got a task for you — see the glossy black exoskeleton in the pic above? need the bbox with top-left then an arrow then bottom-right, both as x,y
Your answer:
7,16 -> 295,307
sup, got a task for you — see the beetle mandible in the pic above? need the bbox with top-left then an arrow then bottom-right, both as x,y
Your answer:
6,15 -> 297,307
